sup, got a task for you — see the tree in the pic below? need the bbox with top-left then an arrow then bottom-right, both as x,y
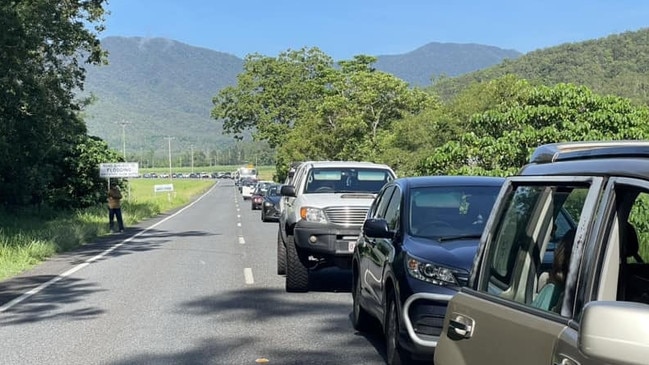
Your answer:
420,80 -> 649,176
211,47 -> 333,148
0,0 -> 108,208
213,51 -> 437,178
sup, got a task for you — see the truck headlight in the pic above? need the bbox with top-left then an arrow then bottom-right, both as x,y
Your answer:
300,207 -> 328,223
406,254 -> 458,286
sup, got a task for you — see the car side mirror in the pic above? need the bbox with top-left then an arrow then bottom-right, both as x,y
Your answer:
363,218 -> 392,239
280,185 -> 296,197
579,301 -> 649,365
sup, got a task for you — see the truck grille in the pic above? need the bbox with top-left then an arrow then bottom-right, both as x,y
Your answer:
324,207 -> 369,227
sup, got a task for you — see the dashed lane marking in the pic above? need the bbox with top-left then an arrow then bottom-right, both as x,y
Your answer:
244,268 -> 254,284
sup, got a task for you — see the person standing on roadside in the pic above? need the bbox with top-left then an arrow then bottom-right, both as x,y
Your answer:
108,182 -> 125,233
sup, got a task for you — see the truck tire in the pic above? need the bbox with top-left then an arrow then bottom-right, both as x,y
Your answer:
285,235 -> 309,292
277,230 -> 286,275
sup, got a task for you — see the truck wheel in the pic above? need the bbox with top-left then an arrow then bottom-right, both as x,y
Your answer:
277,230 -> 286,275
285,235 -> 309,292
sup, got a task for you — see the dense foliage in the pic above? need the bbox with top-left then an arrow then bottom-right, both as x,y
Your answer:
213,35 -> 649,182
421,78 -> 649,176
432,28 -> 649,105
0,0 -> 116,209
212,50 -> 438,180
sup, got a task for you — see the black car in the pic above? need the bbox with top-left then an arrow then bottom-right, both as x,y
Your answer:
261,184 -> 282,222
351,175 -> 505,364
251,181 -> 273,210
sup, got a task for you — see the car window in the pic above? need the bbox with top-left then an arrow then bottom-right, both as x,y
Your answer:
479,182 -> 589,316
596,180 -> 649,310
371,185 -> 395,219
408,185 -> 501,239
304,167 -> 393,194
383,186 -> 402,231
267,185 -> 280,196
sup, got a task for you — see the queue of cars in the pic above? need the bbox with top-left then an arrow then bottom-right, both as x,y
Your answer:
239,142 -> 649,365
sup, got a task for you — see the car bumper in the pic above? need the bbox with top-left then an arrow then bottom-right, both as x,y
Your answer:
263,206 -> 280,220
293,220 -> 361,257
402,292 -> 454,353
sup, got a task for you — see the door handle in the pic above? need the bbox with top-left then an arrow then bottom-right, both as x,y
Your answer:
553,356 -> 579,365
447,314 -> 474,340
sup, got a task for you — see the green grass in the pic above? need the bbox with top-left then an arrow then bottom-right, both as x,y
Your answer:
0,179 -> 215,281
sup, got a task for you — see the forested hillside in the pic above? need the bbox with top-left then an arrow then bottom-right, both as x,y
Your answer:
82,37 -> 244,159
81,36 -> 520,162
432,28 -> 649,104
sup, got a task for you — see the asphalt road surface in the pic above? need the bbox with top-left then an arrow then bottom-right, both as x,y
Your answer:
0,179 -> 389,365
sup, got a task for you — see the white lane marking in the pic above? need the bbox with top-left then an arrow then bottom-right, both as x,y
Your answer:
0,183 -> 219,313
238,236 -> 245,245
244,268 -> 254,284
237,222 -> 241,227
237,214 -> 241,219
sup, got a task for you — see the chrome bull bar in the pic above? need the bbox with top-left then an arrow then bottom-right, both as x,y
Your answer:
402,292 -> 454,348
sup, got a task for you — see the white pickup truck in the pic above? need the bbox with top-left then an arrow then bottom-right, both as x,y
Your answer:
278,161 -> 396,292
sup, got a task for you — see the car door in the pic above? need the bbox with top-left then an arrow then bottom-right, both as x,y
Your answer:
359,185 -> 395,305
551,176 -> 649,365
435,176 -> 604,365
366,185 -> 402,306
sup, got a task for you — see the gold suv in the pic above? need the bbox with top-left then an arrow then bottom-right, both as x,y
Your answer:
435,140 -> 649,365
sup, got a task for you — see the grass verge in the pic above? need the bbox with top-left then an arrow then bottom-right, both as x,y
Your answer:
0,179 -> 215,281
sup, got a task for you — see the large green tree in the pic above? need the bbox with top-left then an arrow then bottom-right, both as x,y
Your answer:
213,51 -> 437,179
0,0 -> 109,208
211,47 -> 333,148
421,79 -> 649,176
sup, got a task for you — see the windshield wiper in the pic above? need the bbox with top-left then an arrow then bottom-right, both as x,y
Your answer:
437,234 -> 483,242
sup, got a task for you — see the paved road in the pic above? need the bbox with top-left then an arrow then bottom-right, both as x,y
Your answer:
0,180 -> 388,365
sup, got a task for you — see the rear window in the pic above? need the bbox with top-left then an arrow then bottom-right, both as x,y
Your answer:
304,167 -> 394,194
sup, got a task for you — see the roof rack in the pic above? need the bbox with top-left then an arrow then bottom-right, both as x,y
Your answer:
529,140 -> 649,164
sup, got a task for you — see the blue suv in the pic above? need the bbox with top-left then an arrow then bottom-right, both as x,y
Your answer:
351,175 -> 504,364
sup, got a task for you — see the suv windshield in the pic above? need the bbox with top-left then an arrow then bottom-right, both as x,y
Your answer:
409,185 -> 501,239
304,168 -> 393,194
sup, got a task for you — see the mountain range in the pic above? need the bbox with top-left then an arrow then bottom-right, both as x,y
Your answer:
81,36 -> 522,157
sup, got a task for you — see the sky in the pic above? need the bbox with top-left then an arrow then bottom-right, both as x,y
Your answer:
102,0 -> 649,60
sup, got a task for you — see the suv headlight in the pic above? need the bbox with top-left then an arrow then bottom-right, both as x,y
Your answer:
300,207 -> 328,223
406,254 -> 458,286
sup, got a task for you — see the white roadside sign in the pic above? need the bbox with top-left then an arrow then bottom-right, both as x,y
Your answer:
99,162 -> 139,178
154,184 -> 174,193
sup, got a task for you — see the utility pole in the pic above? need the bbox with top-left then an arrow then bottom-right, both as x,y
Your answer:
117,120 -> 131,161
164,136 -> 174,181
190,145 -> 194,174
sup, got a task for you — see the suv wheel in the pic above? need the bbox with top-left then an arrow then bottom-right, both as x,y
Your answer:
385,293 -> 409,365
352,274 -> 375,332
277,230 -> 286,275
285,235 -> 309,292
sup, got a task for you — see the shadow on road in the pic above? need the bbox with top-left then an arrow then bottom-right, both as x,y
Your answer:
0,228 -> 223,324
